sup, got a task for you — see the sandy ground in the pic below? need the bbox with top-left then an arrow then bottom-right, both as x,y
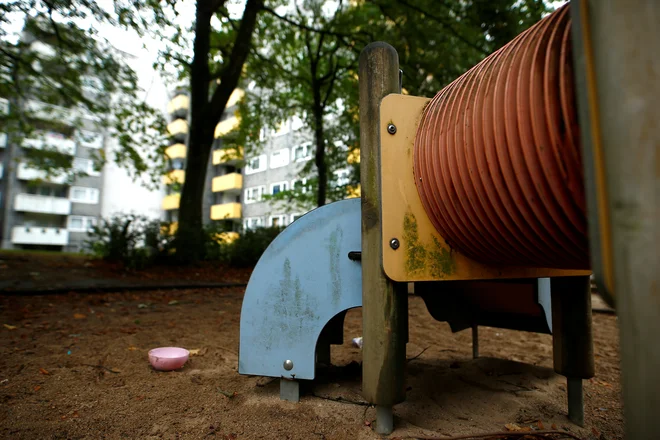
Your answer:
0,287 -> 622,439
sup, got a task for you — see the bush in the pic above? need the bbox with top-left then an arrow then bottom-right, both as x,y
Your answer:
224,226 -> 284,267
86,214 -> 174,269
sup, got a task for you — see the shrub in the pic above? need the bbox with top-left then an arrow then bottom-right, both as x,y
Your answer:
86,214 -> 174,269
224,226 -> 284,267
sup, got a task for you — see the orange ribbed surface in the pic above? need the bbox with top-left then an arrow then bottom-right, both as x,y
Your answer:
413,4 -> 589,269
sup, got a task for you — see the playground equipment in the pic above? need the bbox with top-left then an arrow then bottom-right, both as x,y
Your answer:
240,1 -> 659,437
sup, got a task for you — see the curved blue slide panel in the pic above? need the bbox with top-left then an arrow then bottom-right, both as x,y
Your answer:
238,198 -> 362,380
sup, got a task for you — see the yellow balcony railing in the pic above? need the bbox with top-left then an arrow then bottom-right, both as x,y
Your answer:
162,193 -> 180,210
167,94 -> 189,114
165,143 -> 186,160
214,116 -> 239,138
227,89 -> 244,108
212,173 -> 242,193
162,169 -> 185,185
346,184 -> 361,199
210,202 -> 241,220
212,147 -> 243,165
167,119 -> 188,138
347,148 -> 360,164
212,231 -> 239,244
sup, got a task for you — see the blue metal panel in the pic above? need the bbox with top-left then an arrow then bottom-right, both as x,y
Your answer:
238,198 -> 362,380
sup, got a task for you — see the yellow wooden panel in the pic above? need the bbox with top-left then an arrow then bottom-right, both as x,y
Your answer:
210,202 -> 241,220
212,147 -> 243,165
162,193 -> 180,211
212,172 -> 242,192
162,169 -> 185,185
165,143 -> 186,159
380,94 -> 590,282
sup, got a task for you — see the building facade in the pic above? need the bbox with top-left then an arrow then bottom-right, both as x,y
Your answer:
0,96 -> 106,252
162,87 -> 244,237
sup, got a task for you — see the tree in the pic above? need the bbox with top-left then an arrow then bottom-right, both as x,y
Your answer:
235,0 -> 366,210
0,0 -> 172,246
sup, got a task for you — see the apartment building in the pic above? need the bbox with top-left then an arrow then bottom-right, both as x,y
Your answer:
161,87 -> 244,237
0,34 -> 108,252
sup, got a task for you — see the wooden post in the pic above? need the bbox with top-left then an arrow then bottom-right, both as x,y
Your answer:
571,1 -> 660,436
359,42 -> 408,435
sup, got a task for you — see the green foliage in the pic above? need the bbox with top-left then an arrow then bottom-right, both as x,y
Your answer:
85,214 -> 174,270
0,1 -> 170,186
222,226 -> 284,267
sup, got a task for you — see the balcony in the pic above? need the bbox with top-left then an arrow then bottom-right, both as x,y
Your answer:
23,132 -> 76,155
0,132 -> 7,148
14,194 -> 71,215
167,119 -> 188,140
11,226 -> 69,246
162,193 -> 180,211
76,130 -> 104,149
167,94 -> 189,116
162,169 -> 185,185
227,89 -> 244,108
165,143 -> 186,160
212,147 -> 243,165
17,163 -> 67,184
210,202 -> 241,220
212,173 -> 242,193
214,116 -> 239,138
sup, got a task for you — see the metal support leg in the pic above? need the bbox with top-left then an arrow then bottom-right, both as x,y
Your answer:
567,377 -> 584,426
551,276 -> 594,427
376,405 -> 394,435
280,378 -> 300,403
472,324 -> 479,359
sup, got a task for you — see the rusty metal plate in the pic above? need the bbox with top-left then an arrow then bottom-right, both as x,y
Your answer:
379,94 -> 590,282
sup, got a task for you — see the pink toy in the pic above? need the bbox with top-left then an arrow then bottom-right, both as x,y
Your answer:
148,347 -> 189,371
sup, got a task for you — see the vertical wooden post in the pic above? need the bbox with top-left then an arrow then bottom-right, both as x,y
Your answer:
359,42 -> 407,435
551,276 -> 594,426
572,1 -> 660,436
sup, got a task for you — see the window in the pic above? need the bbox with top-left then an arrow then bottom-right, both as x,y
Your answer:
70,186 -> 99,204
243,217 -> 262,230
292,143 -> 311,162
244,186 -> 265,204
245,154 -> 267,175
269,148 -> 290,169
269,215 -> 288,227
335,168 -> 351,186
290,213 -> 304,223
270,181 -> 289,195
68,215 -> 97,232
73,157 -> 100,176
291,178 -> 308,193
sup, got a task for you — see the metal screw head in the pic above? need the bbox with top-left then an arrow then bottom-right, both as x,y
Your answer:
390,238 -> 400,250
283,360 -> 294,371
387,123 -> 397,135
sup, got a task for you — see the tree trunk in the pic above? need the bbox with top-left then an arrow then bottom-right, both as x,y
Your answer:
313,102 -> 326,207
175,0 -> 263,262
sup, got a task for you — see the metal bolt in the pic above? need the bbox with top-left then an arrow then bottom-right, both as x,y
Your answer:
387,123 -> 397,135
389,238 -> 400,250
283,360 -> 294,371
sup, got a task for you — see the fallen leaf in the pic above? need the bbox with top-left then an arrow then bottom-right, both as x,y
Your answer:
137,304 -> 148,309
39,368 -> 50,375
73,313 -> 86,320
189,349 -> 200,356
168,300 -> 179,306
3,324 -> 17,330
127,346 -> 138,351
505,423 -> 522,431
364,420 -> 371,427
537,420 -> 545,430
551,423 -> 558,430
34,385 -> 41,391
592,427 -> 601,437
